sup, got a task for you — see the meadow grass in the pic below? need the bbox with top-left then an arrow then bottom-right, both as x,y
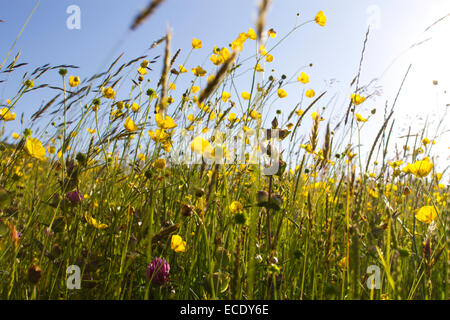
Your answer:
0,1 -> 448,300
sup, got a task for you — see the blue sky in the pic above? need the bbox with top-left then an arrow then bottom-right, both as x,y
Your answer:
1,0 -> 449,171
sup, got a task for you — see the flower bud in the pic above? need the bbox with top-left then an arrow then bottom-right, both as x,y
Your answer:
268,194 -> 283,211
51,243 -> 63,258
181,203 -> 194,217
268,263 -> 280,274
257,190 -> 269,205
402,187 -> 411,196
233,212 -> 248,225
23,128 -> 32,137
194,187 -> 205,197
24,79 -> 34,88
28,264 -> 42,284
147,257 -> 170,285
66,190 -> 84,205
76,152 -> 87,166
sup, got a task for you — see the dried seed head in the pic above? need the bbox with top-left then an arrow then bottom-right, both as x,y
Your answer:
158,27 -> 172,113
130,0 -> 165,31
256,0 -> 271,42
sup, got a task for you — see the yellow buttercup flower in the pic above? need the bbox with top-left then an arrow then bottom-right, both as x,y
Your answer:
241,91 -> 251,100
268,28 -> 277,38
192,38 -> 202,49
403,157 -> 433,178
171,235 -> 186,253
247,28 -> 257,40
192,86 -> 200,93
219,47 -> 230,61
416,205 -> 438,224
237,32 -> 248,42
228,113 -> 237,122
131,102 -> 140,112
255,64 -> 264,72
12,133 -> 20,140
210,54 -> 224,66
69,76 -> 80,87
243,126 -> 254,135
250,110 -> 261,120
155,113 -> 177,129
124,117 -> 137,131
148,129 -> 170,143
305,89 -> 315,98
163,141 -> 172,152
297,72 -> 309,84
351,94 -> 365,105
355,113 -> 367,122
25,137 -> 46,161
231,39 -> 244,52
229,201 -> 243,213
315,11 -> 327,27
138,67 -> 147,75
389,160 -> 403,169
192,66 -> 207,77
154,158 -> 166,170
296,109 -> 304,116
179,64 -> 188,73
0,108 -> 16,121
102,87 -> 116,99
259,45 -> 267,56
222,91 -> 231,102
338,257 -> 347,269
277,89 -> 287,98
191,136 -> 213,156
85,213 -> 108,229
265,54 -> 273,62
367,188 -> 378,199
